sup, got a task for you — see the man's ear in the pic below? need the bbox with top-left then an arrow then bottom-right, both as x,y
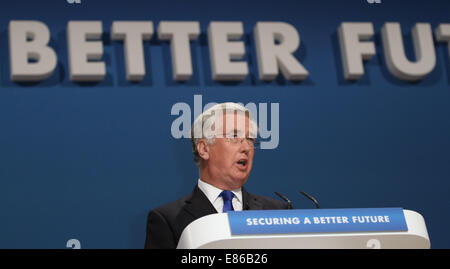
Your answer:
197,139 -> 210,161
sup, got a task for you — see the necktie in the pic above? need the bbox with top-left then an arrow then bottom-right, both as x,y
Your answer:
219,190 -> 234,212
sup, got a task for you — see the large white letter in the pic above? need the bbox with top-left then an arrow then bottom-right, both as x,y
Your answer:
208,22 -> 248,81
381,23 -> 436,81
158,21 -> 200,81
436,24 -> 450,58
67,21 -> 105,82
254,22 -> 308,81
338,22 -> 376,80
111,21 -> 153,82
9,20 -> 57,82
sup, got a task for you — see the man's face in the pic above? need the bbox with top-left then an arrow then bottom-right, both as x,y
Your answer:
203,111 -> 255,190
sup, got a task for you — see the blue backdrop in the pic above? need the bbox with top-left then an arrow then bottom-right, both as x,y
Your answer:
0,0 -> 449,248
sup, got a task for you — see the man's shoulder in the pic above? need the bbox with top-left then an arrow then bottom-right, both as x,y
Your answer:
147,185 -> 212,221
245,191 -> 289,210
145,191 -> 197,249
148,192 -> 192,219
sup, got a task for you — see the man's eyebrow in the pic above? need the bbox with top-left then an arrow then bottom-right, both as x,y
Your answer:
225,129 -> 239,133
225,129 -> 248,137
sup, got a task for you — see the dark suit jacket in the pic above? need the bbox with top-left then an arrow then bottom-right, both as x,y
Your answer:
144,185 -> 289,249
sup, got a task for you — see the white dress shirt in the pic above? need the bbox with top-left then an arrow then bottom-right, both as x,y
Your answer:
197,178 -> 243,212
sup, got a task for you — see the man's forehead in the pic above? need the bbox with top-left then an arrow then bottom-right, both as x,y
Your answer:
218,111 -> 250,129
214,111 -> 257,138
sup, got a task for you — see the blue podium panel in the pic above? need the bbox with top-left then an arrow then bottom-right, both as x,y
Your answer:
228,208 -> 408,235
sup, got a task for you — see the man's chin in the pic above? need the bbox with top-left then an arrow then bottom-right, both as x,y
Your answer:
229,175 -> 249,189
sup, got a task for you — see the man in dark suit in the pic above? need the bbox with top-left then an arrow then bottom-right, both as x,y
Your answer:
145,103 -> 288,249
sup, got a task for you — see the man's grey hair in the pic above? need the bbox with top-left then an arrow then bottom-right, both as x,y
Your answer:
190,102 -> 258,167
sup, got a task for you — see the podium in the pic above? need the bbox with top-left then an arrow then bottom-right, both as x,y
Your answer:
176,208 -> 430,249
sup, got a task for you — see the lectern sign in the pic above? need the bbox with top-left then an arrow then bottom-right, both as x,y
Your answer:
227,208 -> 408,235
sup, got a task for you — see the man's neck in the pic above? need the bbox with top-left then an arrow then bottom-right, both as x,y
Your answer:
199,177 -> 242,192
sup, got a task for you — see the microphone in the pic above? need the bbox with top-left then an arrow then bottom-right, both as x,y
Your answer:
274,192 -> 293,209
299,191 -> 320,209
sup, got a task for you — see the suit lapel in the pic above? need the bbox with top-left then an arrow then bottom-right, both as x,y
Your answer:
182,185 -> 218,220
242,187 -> 264,210
182,185 -> 263,217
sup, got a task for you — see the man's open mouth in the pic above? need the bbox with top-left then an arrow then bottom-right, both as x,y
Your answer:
237,159 -> 248,168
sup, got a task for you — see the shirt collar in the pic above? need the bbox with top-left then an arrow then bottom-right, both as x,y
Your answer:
197,178 -> 242,203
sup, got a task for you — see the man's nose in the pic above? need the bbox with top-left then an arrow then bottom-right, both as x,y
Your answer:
239,139 -> 252,152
